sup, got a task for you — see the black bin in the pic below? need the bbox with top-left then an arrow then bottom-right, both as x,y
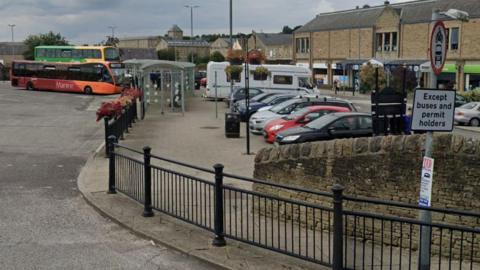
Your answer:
225,113 -> 240,138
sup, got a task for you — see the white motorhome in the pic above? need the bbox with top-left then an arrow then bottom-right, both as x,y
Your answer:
206,61 -> 315,99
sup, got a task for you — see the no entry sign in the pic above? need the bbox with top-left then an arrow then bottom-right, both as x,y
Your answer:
411,88 -> 456,131
430,21 -> 448,76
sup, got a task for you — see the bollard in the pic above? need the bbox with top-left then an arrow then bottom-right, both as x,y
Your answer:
212,164 -> 226,246
107,135 -> 117,194
332,184 -> 344,270
142,146 -> 154,217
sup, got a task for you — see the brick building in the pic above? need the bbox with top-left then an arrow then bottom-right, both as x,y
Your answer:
294,0 -> 480,91
248,32 -> 293,64
118,25 -> 210,62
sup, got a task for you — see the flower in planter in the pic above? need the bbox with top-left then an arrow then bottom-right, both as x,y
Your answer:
117,96 -> 133,107
250,66 -> 271,81
247,50 -> 266,65
121,88 -> 141,99
96,101 -> 123,121
226,49 -> 245,65
225,65 -> 243,81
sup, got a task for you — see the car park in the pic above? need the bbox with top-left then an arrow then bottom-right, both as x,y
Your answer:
275,112 -> 373,145
249,97 -> 357,134
236,94 -> 296,121
263,105 -> 350,143
195,71 -> 206,90
455,102 -> 480,126
226,87 -> 265,107
455,95 -> 467,107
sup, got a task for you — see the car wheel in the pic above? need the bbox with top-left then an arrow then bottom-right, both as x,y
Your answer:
84,86 -> 93,95
469,118 -> 480,127
26,82 -> 34,90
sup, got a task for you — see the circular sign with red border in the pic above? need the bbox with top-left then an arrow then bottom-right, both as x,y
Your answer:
430,21 -> 448,76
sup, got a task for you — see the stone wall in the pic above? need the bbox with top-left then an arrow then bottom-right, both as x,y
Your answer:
253,134 -> 480,260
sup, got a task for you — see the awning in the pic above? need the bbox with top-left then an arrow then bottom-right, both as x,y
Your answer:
384,59 -> 427,67
465,65 -> 480,74
336,59 -> 368,70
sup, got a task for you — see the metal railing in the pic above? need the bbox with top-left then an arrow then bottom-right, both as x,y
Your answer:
106,138 -> 480,269
104,100 -> 137,156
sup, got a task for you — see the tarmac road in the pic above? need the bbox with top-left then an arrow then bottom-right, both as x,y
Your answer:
0,83 -> 220,270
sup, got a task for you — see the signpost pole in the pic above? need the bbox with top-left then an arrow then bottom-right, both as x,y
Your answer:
215,71 -> 218,119
418,9 -> 440,270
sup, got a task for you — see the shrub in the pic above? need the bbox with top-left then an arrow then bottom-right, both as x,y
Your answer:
459,88 -> 480,102
96,101 -> 123,121
359,63 -> 386,93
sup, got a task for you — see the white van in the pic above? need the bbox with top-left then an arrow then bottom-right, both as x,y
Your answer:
206,61 -> 315,99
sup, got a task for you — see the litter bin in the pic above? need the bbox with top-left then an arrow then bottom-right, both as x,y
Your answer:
225,113 -> 240,138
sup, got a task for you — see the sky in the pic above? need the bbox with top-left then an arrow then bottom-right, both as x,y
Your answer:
0,0 -> 412,44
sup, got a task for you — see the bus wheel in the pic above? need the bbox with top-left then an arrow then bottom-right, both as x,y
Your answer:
26,82 -> 34,90
84,86 -> 93,95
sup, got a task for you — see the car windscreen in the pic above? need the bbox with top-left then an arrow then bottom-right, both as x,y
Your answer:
282,107 -> 311,120
251,93 -> 270,102
304,114 -> 338,130
261,94 -> 284,104
460,103 -> 477,110
269,99 -> 300,113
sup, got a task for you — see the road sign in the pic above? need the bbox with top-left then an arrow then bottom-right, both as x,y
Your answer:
411,88 -> 456,131
419,157 -> 434,207
430,21 -> 448,76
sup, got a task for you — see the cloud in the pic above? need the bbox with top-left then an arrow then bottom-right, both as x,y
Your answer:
0,0 -> 421,44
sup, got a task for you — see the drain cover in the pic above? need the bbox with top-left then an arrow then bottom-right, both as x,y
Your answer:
200,126 -> 220,130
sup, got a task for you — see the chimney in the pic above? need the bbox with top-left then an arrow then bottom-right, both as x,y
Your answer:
384,1 -> 390,5
356,5 -> 359,9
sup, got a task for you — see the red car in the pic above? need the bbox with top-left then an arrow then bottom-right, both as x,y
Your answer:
263,105 -> 351,143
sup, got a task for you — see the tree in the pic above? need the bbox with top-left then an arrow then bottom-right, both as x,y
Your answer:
23,31 -> 69,60
391,67 -> 418,93
210,51 -> 225,62
103,36 -> 119,47
359,63 -> 386,93
157,48 -> 176,61
282,26 -> 293,34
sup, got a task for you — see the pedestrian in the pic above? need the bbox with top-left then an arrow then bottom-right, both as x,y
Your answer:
333,80 -> 339,94
402,107 -> 412,135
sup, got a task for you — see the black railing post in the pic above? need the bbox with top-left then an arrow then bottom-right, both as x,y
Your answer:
124,107 -> 130,133
142,146 -> 154,217
212,163 -> 226,247
332,184 -> 344,270
104,117 -> 110,156
107,135 -> 117,194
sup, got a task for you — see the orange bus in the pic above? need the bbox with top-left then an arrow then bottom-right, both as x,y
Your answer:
10,61 -> 125,94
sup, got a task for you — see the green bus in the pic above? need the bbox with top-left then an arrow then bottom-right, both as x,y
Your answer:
34,46 -> 120,63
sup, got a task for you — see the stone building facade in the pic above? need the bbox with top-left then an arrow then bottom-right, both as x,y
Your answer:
118,25 -> 210,62
294,0 -> 480,91
248,33 -> 293,64
0,42 -> 27,66
210,38 -> 231,58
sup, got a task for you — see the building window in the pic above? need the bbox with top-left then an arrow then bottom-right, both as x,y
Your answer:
376,33 -> 383,52
296,38 -> 310,54
383,33 -> 391,51
450,27 -> 459,50
306,38 -> 310,53
392,32 -> 397,51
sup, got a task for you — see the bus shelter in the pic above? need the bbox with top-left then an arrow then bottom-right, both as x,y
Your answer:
123,59 -> 195,117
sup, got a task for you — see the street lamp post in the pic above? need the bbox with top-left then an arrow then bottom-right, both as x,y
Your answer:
229,0 -> 233,109
8,24 -> 15,59
185,5 -> 199,63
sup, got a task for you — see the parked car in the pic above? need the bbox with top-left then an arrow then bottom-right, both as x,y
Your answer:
455,102 -> 480,126
263,105 -> 350,143
236,94 -> 296,121
194,71 -> 206,90
200,77 -> 207,87
226,87 -> 265,107
455,95 -> 467,107
249,97 -> 357,134
232,92 -> 278,111
275,112 -> 373,145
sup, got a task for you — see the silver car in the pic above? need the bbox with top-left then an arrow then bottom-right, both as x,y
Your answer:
455,102 -> 480,126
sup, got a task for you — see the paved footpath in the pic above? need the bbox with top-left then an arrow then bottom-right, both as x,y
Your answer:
79,92 -> 326,270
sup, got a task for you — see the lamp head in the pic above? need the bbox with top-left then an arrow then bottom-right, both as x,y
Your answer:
441,9 -> 469,22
